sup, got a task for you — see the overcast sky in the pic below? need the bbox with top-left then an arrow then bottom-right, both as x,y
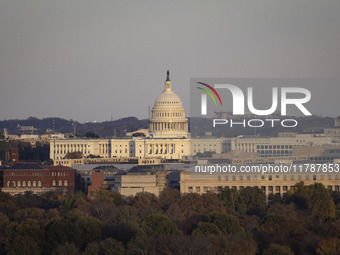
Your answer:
1,0 -> 340,122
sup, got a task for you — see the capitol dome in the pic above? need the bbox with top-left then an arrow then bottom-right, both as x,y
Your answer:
149,71 -> 189,138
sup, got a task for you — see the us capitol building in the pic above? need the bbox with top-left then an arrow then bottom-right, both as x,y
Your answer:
50,71 -> 337,167
50,71 -> 195,163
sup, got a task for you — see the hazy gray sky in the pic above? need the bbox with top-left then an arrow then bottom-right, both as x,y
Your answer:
1,0 -> 340,122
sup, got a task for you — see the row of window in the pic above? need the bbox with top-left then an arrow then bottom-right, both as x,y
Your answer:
157,101 -> 181,105
56,150 -> 88,154
154,112 -> 183,117
6,171 -> 70,176
151,122 -> 187,131
6,180 -> 68,188
6,171 -> 70,177
256,145 -> 293,149
188,185 -> 340,193
56,144 -> 88,148
51,172 -> 69,177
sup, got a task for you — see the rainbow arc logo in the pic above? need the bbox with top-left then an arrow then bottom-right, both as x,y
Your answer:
196,82 -> 223,106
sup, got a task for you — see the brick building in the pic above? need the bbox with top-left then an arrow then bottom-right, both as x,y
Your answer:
1,163 -> 77,195
87,171 -> 105,199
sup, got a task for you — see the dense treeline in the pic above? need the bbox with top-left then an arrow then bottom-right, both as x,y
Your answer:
18,142 -> 50,162
0,117 -> 149,137
0,182 -> 339,255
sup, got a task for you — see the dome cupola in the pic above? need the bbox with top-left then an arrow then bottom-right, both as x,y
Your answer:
149,71 -> 189,138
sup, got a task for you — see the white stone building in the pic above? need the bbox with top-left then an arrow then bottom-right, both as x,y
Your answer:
50,71 -> 192,162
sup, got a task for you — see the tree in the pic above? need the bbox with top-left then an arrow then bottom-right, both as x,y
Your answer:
259,215 -> 288,232
16,191 -> 41,208
64,152 -> 83,159
47,158 -> 54,166
192,222 -> 221,236
13,208 -> 45,223
74,215 -> 103,249
208,212 -> 244,235
93,188 -> 124,206
5,219 -> 44,255
51,243 -> 80,255
142,215 -> 180,238
157,188 -> 180,211
240,187 -> 266,216
262,243 -> 294,255
287,181 -> 313,209
178,193 -> 225,218
208,234 -> 257,255
127,192 -> 157,208
310,192 -> 335,223
310,183 -> 328,194
0,212 -> 9,240
99,238 -> 125,255
85,132 -> 100,139
315,238 -> 340,255
152,235 -> 212,255
6,235 -> 41,255
83,242 -> 99,255
45,218 -> 82,252
102,223 -> 138,246
218,188 -> 246,215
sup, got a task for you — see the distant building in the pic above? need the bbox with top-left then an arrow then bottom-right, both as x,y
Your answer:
335,117 -> 340,127
229,134 -> 333,157
1,163 -> 77,195
87,171 -> 105,199
49,71 -> 340,168
50,71 -> 191,163
9,148 -> 19,166
112,168 -> 173,197
324,128 -> 340,137
180,168 -> 340,200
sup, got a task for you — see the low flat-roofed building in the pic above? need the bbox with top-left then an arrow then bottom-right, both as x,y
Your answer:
112,169 -> 173,197
292,145 -> 340,162
113,173 -> 159,196
229,134 -> 333,157
180,166 -> 340,200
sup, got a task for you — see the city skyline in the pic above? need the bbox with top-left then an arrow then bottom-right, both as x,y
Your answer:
1,0 -> 340,122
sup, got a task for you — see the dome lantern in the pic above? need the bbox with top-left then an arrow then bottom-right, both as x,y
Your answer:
165,70 -> 172,92
149,71 -> 189,138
